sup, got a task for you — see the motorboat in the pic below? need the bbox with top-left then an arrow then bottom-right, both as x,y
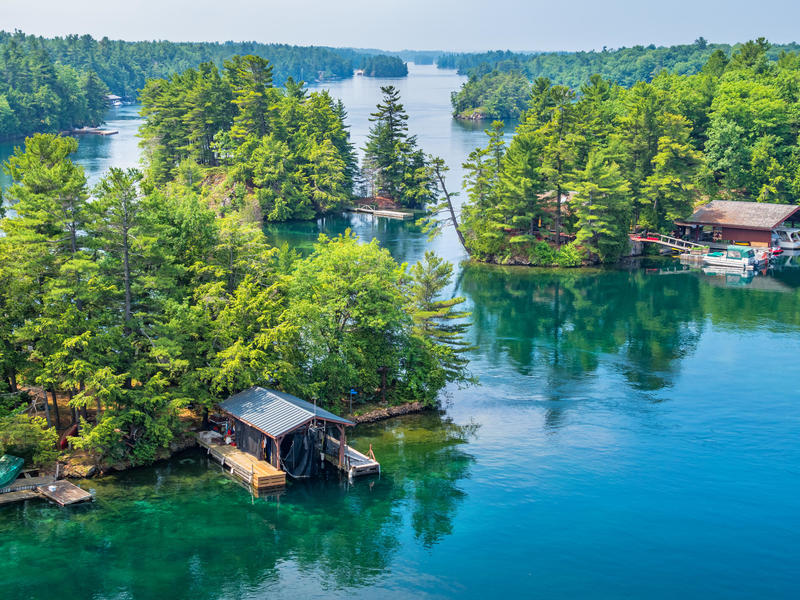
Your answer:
702,245 -> 761,270
773,227 -> 800,250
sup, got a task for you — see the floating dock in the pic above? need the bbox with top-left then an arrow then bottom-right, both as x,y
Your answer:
36,480 -> 93,506
0,470 -> 93,507
196,431 -> 286,492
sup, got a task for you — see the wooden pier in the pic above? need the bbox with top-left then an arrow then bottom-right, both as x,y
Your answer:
347,204 -> 415,220
1,470 -> 93,507
196,431 -> 286,492
37,480 -> 93,506
321,435 -> 380,477
630,233 -> 708,253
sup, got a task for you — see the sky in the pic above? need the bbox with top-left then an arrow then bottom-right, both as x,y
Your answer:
3,0 -> 799,52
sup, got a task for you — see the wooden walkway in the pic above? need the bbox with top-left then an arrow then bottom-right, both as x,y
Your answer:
321,436 -> 380,477
630,233 -> 707,253
348,205 -> 415,220
0,474 -> 54,494
1,472 -> 93,507
196,431 -> 286,492
0,490 -> 39,506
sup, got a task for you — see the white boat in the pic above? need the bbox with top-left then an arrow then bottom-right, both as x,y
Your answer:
773,227 -> 800,250
702,245 -> 761,270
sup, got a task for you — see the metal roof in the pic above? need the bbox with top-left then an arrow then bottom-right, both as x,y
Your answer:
219,387 -> 354,438
682,200 -> 800,231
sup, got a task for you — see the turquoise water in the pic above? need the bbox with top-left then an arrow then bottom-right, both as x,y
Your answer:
2,65 -> 800,599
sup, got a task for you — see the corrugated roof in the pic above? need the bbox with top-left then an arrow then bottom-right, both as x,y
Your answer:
683,200 -> 800,230
219,387 -> 353,438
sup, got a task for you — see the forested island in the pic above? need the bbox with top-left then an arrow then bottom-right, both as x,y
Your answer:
446,39 -> 800,265
446,38 -> 800,120
0,31 -> 412,140
0,48 -> 465,472
358,55 -> 408,77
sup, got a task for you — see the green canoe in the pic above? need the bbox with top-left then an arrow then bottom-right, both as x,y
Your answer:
0,454 -> 24,488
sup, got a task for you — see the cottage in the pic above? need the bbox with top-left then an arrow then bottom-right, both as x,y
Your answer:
677,200 -> 800,247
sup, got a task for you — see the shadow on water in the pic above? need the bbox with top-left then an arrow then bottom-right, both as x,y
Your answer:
0,411 -> 476,599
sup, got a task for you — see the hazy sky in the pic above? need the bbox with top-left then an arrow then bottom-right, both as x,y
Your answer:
3,0 -> 799,52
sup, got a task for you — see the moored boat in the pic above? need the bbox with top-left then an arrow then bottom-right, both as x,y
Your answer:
0,454 -> 24,488
773,227 -> 800,250
702,245 -> 761,270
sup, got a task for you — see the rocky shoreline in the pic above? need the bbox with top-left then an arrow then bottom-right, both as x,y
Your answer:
60,402 -> 429,478
351,401 -> 429,423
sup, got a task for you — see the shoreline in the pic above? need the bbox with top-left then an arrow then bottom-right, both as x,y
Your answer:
60,401 -> 430,479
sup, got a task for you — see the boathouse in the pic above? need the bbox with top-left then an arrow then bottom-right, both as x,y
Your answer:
677,200 -> 800,246
200,387 -> 379,487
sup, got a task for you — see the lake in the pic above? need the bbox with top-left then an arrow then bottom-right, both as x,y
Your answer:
1,65 -> 799,599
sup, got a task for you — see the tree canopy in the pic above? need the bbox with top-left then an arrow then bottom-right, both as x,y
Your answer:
459,39 -> 800,265
139,56 -> 358,221
0,133 -> 471,467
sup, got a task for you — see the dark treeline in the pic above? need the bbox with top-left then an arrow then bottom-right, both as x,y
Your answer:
445,38 -> 800,119
454,39 -> 800,266
0,34 -> 108,138
0,30 -> 411,140
439,38 -> 800,84
5,30 -> 358,99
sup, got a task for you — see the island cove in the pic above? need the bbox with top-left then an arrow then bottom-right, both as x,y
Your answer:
1,53 -> 799,600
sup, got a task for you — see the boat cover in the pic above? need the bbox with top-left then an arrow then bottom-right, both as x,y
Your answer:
0,454 -> 24,488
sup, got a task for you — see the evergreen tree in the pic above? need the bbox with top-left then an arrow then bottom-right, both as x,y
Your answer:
571,153 -> 632,262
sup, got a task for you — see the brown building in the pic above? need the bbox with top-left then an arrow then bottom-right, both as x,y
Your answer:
677,200 -> 800,247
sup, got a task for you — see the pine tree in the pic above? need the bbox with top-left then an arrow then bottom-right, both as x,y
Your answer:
571,153 -> 632,263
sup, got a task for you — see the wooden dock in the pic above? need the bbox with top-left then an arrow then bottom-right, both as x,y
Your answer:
0,490 -> 39,506
347,205 -> 415,220
196,431 -> 286,492
321,435 -> 380,477
1,471 -> 92,507
36,480 -> 93,506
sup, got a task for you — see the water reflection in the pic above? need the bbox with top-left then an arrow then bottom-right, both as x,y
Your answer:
0,412 -> 476,598
460,263 -> 706,392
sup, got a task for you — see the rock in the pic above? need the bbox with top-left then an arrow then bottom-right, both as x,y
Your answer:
352,401 -> 428,424
61,461 -> 98,479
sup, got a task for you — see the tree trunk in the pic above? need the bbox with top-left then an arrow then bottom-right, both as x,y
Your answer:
42,388 -> 51,428
8,370 -> 17,393
50,388 -> 61,430
555,182 -> 562,249
434,165 -> 470,255
122,217 -> 132,330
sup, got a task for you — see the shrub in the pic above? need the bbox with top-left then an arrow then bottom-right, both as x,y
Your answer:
555,241 -> 584,267
0,413 -> 59,466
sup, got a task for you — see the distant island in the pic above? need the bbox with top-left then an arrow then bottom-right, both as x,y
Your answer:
445,38 -> 800,120
358,55 -> 408,77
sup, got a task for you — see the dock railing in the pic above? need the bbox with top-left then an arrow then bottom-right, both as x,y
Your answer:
631,233 -> 708,253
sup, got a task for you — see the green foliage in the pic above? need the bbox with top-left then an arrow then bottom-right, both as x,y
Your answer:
451,69 -> 531,120
0,30 -> 367,102
0,414 -> 59,466
1,136 -> 470,465
0,34 -> 108,139
441,38 -> 800,108
460,38 -> 800,266
140,57 -> 356,220
359,55 -> 408,77
362,86 -> 436,208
